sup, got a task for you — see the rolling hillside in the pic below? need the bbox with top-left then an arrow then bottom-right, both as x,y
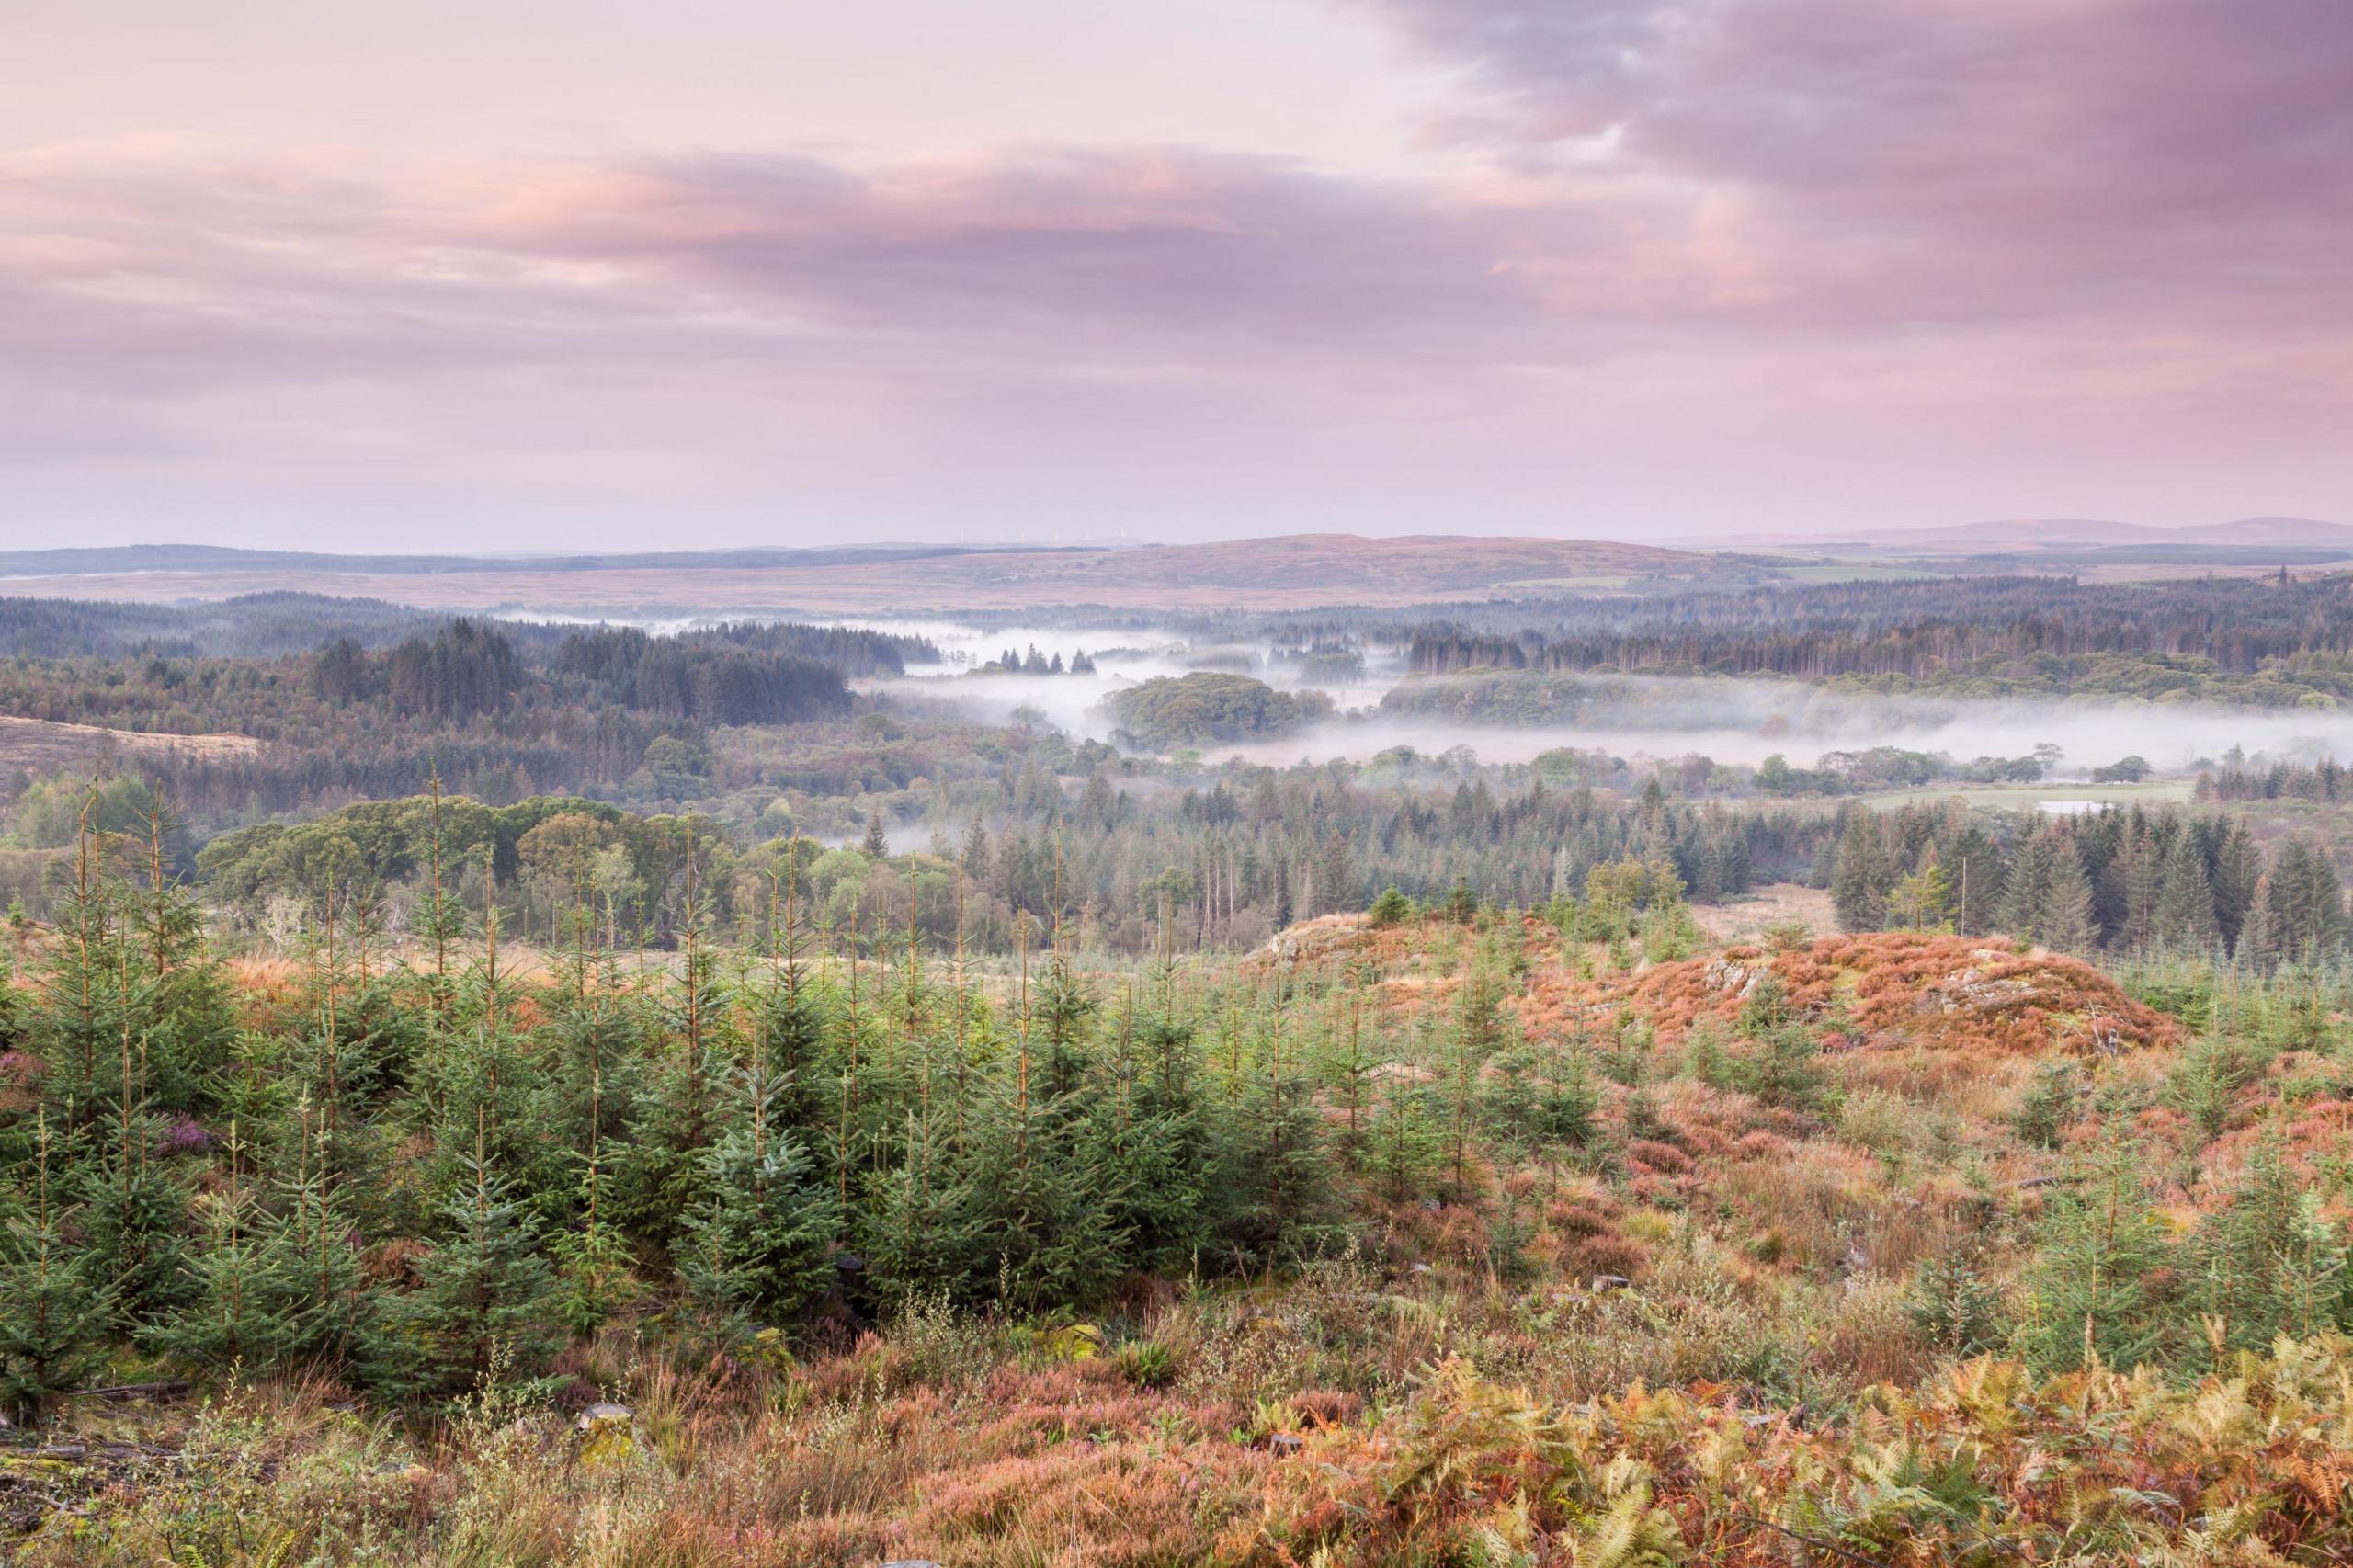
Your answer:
0,534 -> 1707,614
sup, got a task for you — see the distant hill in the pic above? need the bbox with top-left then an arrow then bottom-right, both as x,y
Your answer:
1706,517 -> 2353,558
0,533 -> 1707,613
0,541 -> 1054,578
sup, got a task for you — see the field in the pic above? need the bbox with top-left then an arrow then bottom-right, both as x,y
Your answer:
0,714 -> 264,777
1684,881 -> 1836,943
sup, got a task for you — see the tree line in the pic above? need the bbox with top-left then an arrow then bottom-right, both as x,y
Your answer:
1827,799 -> 2348,966
0,616 -> 936,835
1396,574 -> 2353,703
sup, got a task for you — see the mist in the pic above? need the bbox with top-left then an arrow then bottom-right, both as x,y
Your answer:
1217,700 -> 2347,777
847,618 -> 1401,739
855,619 -> 2351,781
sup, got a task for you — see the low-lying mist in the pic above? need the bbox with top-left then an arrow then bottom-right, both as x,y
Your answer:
1218,700 -> 2345,776
847,618 -> 1400,737
854,619 -> 2348,780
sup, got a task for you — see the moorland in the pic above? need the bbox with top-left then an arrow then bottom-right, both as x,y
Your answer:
3,534 -> 2352,1565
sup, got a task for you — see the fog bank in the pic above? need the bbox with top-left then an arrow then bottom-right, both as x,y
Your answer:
857,621 -> 2349,778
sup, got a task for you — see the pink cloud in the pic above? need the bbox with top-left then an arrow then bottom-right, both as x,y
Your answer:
1353,0 -> 2353,328
2,0 -> 2349,548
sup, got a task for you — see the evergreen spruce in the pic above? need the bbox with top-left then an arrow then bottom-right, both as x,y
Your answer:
409,1109 -> 560,1397
1830,809 -> 1893,931
1995,827 -> 2052,941
2153,830 -> 2221,953
2211,818 -> 2263,951
2039,840 -> 2099,954
680,1103 -> 837,1335
151,1119 -> 303,1374
0,1109 -> 115,1416
2020,1135 -> 2172,1373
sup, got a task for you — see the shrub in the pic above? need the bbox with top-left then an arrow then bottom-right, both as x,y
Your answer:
1907,1251 -> 2005,1353
1115,1337 -> 1180,1390
2010,1061 -> 2078,1150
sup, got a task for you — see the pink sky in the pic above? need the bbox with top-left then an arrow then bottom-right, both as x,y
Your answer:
3,0 -> 2348,549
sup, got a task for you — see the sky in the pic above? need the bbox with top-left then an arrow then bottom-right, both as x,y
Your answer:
3,0 -> 2349,551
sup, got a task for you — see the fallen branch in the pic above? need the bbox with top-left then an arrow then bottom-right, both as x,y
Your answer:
66,1381 -> 189,1402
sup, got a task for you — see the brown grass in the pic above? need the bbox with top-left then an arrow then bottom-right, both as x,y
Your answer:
0,713 -> 264,777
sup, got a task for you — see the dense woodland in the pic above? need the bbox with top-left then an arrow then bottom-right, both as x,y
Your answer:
1105,671 -> 1336,748
0,609 -> 933,833
158,780 -> 2353,977
1395,573 -> 2353,703
0,593 -> 451,660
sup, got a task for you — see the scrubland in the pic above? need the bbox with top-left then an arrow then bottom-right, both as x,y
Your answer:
12,893 -> 2353,1566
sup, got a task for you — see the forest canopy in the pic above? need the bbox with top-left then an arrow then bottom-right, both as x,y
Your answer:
1104,671 -> 1334,748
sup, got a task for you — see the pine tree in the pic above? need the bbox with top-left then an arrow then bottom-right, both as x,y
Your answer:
2211,818 -> 2263,951
1995,828 -> 2052,942
2276,843 -> 2350,962
1444,876 -> 1478,925
2007,1064 -> 2075,1154
1885,857 -> 1951,931
2112,829 -> 2163,951
2275,1186 -> 2350,1343
2020,1135 -> 2172,1374
2188,1142 -> 2350,1354
1907,1249 -> 2004,1354
2236,843 -> 2347,969
1447,961 -> 1506,1190
680,1110 -> 837,1336
1209,972 -> 1333,1269
2152,830 -> 2221,953
2238,869 -> 2284,971
266,1102 -> 390,1383
1081,1015 -> 1217,1276
611,855 -> 726,1247
1945,824 -> 2002,935
1032,945 -> 1097,1103
35,806 -> 124,1117
0,1109 -> 114,1416
408,1110 -> 561,1397
548,1153 -> 638,1337
1534,1042 -> 1601,1150
151,1119 -> 304,1375
861,812 -> 889,858
2040,841 -> 2098,954
1829,810 -> 1892,931
933,1076 -> 1127,1309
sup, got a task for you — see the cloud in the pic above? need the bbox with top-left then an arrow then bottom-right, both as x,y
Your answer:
0,144 -> 1540,392
1352,0 -> 2353,328
3,137 -> 1748,487
2,0 -> 2349,547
